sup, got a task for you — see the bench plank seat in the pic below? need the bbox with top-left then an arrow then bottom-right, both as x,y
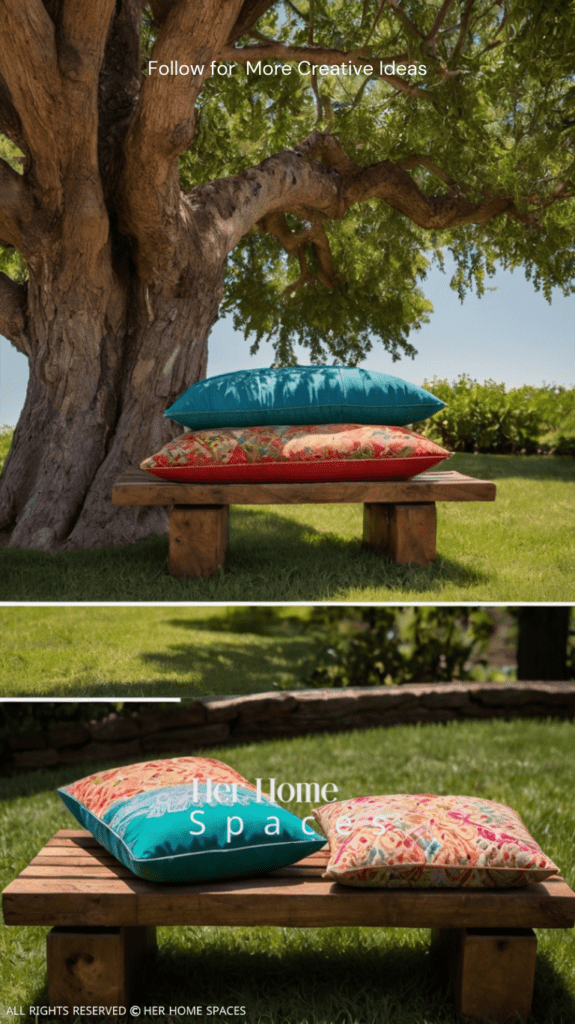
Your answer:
111,469 -> 496,576
112,467 -> 496,507
3,831 -> 574,1023
4,832 -> 574,931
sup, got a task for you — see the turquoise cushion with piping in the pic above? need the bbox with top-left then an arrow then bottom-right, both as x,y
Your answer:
58,782 -> 325,883
165,366 -> 444,429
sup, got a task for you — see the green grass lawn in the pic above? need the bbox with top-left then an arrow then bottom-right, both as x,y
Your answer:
1,453 -> 574,601
1,718 -> 574,1023
0,606 -> 315,697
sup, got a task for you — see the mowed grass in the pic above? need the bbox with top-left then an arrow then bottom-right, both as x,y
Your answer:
1,453 -> 574,602
0,606 -> 315,697
1,718 -> 574,1023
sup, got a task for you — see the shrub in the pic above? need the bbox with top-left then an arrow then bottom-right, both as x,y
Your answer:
304,607 -> 497,687
415,377 -> 575,454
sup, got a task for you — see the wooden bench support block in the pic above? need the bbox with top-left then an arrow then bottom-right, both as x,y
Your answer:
47,925 -> 156,1011
431,927 -> 537,1023
168,504 -> 229,578
362,502 -> 437,565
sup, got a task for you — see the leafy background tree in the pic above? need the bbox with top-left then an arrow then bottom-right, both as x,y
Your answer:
0,0 -> 574,550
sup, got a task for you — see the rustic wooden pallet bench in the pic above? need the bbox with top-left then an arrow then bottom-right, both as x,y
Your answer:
3,830 -> 574,1023
112,468 -> 496,578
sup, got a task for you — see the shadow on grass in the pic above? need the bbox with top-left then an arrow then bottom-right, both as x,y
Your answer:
149,935 -> 449,1020
530,948 -> 575,1024
165,607 -> 308,635
139,635 -> 313,690
22,933 -> 575,1024
6,677 -> 228,698
24,934 -> 453,1024
226,507 -> 491,593
25,931 -> 575,1024
0,503 -> 491,601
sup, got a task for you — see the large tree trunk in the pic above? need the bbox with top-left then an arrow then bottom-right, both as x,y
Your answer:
0,245 -> 220,550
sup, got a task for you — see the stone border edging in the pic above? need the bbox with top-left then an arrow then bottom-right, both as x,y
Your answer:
6,681 -> 575,772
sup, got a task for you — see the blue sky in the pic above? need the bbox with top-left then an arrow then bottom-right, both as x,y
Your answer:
1,259 -> 573,428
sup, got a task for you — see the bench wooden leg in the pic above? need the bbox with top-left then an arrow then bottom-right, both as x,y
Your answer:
431,927 -> 537,1023
168,504 -> 229,578
47,925 -> 156,1010
362,502 -> 437,565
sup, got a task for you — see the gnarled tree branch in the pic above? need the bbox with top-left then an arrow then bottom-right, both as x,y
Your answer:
191,129 -> 530,301
0,1 -> 61,188
59,0 -> 117,80
188,146 -> 343,258
0,74 -> 28,158
426,0 -> 456,45
0,157 -> 34,252
0,272 -> 30,356
298,132 -> 527,228
258,211 -> 338,289
227,0 -> 277,44
119,0 -> 245,278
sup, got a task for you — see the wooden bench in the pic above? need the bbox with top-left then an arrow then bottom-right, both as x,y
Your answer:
3,830 -> 574,1023
112,468 -> 496,578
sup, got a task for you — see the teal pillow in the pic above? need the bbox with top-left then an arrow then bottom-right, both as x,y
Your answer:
165,366 -> 444,429
58,782 -> 325,883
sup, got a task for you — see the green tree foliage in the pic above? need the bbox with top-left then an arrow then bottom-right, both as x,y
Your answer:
2,2 -> 575,367
149,0 -> 575,365
305,606 -> 498,686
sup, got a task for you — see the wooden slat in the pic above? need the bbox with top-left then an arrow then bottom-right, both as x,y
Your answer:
21,864 -> 136,879
33,851 -> 119,865
112,468 -> 496,507
3,832 -> 574,931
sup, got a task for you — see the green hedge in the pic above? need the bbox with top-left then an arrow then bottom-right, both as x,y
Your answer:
414,377 -> 575,454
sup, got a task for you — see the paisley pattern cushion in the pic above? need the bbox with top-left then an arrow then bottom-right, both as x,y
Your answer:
165,366 -> 445,430
313,794 -> 559,888
140,423 -> 450,482
59,757 -> 325,884
60,756 -> 257,818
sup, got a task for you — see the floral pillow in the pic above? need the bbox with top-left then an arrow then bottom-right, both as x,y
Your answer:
140,423 -> 450,483
313,794 -> 559,888
59,757 -> 325,884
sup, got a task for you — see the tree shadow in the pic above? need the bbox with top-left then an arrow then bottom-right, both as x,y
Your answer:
530,947 -> 575,1023
139,635 -> 313,692
164,608 -> 308,636
0,493 -> 495,602
147,935 -> 448,1020
227,506 -> 492,594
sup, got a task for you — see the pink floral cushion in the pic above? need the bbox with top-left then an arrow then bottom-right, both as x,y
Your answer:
140,424 -> 450,483
312,794 -> 559,888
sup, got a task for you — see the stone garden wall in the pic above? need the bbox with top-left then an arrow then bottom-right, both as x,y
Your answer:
5,681 -> 575,772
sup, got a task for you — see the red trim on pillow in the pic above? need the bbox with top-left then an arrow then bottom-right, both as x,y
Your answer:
142,454 -> 449,483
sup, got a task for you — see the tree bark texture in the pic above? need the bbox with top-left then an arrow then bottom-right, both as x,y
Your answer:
0,0 -> 552,550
